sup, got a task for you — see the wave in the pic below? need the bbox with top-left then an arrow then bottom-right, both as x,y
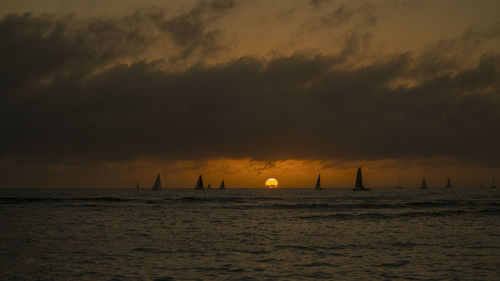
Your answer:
172,196 -> 247,203
227,201 -> 500,210
0,197 -> 137,203
298,208 -> 500,220
0,196 -> 279,205
1,196 -> 498,214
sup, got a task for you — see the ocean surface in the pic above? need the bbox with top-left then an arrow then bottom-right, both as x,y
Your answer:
1,187 -> 499,280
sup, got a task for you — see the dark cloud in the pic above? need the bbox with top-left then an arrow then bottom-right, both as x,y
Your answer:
145,0 -> 236,59
320,4 -> 354,27
1,9 -> 500,168
303,2 -> 377,60
309,0 -> 328,8
0,2 -> 236,91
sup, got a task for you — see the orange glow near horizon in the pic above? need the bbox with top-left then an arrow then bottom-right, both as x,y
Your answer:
6,157 -> 497,188
266,178 -> 278,188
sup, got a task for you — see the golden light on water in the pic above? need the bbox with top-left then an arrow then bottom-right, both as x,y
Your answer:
265,178 -> 278,188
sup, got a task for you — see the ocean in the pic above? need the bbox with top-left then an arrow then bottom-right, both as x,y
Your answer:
1,187 -> 499,280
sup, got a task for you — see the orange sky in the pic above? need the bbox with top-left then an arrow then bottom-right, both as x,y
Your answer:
1,158 -> 497,188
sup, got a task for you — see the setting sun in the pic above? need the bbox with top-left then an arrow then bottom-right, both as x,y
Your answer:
265,178 -> 278,188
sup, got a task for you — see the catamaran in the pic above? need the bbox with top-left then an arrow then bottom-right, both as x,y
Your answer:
194,175 -> 204,190
420,178 -> 428,189
152,173 -> 162,190
219,180 -> 225,190
353,167 -> 369,191
315,174 -> 323,190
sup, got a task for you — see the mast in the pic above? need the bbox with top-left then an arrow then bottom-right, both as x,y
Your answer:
219,180 -> 225,190
194,175 -> 204,190
315,174 -> 321,190
152,173 -> 162,190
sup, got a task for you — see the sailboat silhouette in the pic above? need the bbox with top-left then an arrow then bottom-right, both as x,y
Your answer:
315,174 -> 323,190
353,167 -> 369,191
421,178 -> 428,189
394,177 -> 402,189
152,173 -> 162,190
194,175 -> 204,190
446,177 -> 452,188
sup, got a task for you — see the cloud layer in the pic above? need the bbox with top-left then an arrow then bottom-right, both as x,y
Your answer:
1,2 -> 500,169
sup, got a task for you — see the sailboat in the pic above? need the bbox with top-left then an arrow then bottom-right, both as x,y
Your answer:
207,184 -> 211,190
480,180 -> 484,188
136,182 -> 140,189
446,177 -> 452,188
315,174 -> 323,190
353,167 -> 369,191
219,180 -> 225,190
491,177 -> 497,189
152,173 -> 162,190
394,177 -> 402,189
420,178 -> 428,189
194,175 -> 204,190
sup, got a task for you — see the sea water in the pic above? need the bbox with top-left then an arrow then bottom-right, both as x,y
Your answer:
1,187 -> 499,280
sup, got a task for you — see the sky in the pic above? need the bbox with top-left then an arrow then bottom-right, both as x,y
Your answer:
0,0 -> 499,188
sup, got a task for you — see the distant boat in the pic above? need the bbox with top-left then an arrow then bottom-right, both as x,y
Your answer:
394,177 -> 402,189
136,182 -> 140,189
207,184 -> 211,190
480,180 -> 484,188
353,167 -> 369,191
446,177 -> 452,188
491,177 -> 497,189
219,180 -> 225,190
152,173 -> 162,190
315,174 -> 323,190
194,175 -> 204,190
421,178 -> 428,189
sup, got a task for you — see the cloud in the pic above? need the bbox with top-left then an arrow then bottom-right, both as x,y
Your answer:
0,7 -> 500,169
309,0 -> 329,8
0,1 -> 237,92
145,0 -> 236,59
320,4 -> 354,28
